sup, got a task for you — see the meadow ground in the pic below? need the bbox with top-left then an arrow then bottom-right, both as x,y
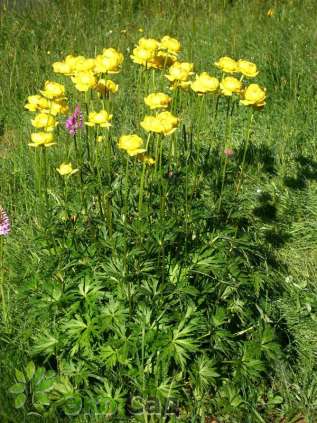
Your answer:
0,0 -> 317,421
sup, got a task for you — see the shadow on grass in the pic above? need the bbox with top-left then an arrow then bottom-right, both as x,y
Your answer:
283,155 -> 317,190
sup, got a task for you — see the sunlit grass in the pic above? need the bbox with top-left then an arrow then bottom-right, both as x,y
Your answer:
1,0 -> 317,421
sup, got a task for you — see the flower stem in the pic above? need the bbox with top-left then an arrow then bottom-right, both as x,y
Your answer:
138,134 -> 151,217
217,156 -> 228,213
0,237 -> 8,326
236,111 -> 254,193
42,147 -> 49,210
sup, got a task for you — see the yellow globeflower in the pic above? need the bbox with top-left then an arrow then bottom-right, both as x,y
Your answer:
237,59 -> 259,78
191,72 -> 219,94
140,116 -> 164,134
31,113 -> 57,132
94,48 -> 124,74
28,132 -> 55,148
144,92 -> 172,110
165,62 -> 194,82
24,95 -> 50,112
140,111 -> 179,136
40,81 -> 65,99
220,77 -> 242,96
240,84 -> 266,108
62,55 -> 87,75
214,56 -> 238,73
96,79 -> 118,97
157,111 -> 179,136
85,110 -> 112,128
138,37 -> 159,51
47,99 -> 69,116
118,134 -> 147,156
154,50 -> 177,68
130,46 -> 155,67
52,61 -> 72,75
73,57 -> 96,73
71,72 -> 96,92
159,36 -> 181,54
56,162 -> 79,176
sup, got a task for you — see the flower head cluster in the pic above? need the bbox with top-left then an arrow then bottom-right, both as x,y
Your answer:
53,55 -> 95,75
25,80 -> 69,149
0,207 -> 10,236
141,111 -> 179,136
131,36 -> 180,69
24,95 -> 68,116
65,105 -> 83,136
215,56 -> 259,78
53,49 -> 123,94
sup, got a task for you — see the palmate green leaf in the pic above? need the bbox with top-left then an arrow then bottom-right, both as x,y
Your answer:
95,380 -> 126,416
162,315 -> 200,369
190,247 -> 225,277
100,300 -> 128,334
99,345 -> 117,368
217,384 -> 244,408
32,332 -> 58,356
63,315 -> 87,338
189,355 -> 219,392
156,375 -> 182,400
78,278 -> 103,300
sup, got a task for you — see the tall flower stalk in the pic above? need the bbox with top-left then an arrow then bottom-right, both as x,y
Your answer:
0,207 -> 10,325
236,110 -> 254,193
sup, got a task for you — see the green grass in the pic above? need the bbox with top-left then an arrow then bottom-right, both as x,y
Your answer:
1,0 -> 317,421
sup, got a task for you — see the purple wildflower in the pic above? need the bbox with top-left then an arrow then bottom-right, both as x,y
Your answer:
0,207 -> 10,236
65,105 -> 83,136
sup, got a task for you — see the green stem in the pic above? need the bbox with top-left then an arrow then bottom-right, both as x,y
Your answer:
138,134 -> 151,217
0,237 -> 7,326
42,147 -> 48,210
217,156 -> 228,213
236,111 -> 254,193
